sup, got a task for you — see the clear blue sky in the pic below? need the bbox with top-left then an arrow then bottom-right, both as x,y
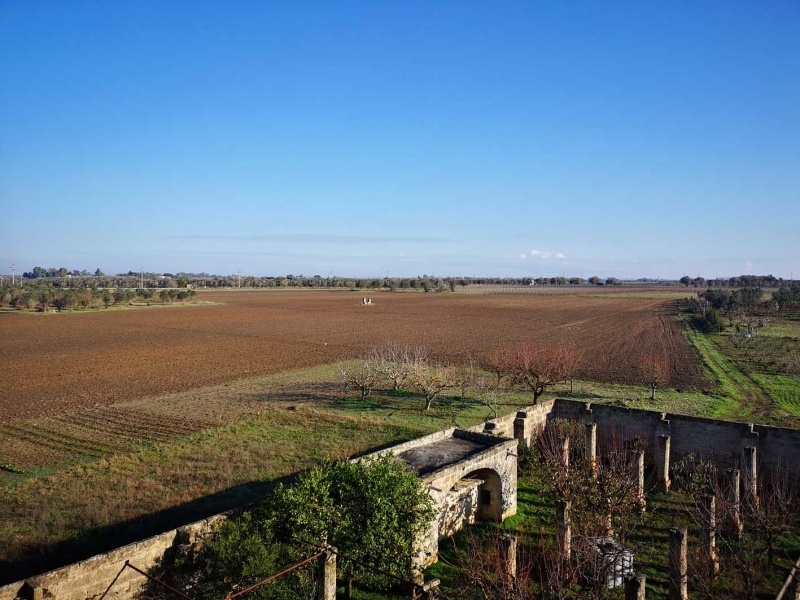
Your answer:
2,2 -> 799,279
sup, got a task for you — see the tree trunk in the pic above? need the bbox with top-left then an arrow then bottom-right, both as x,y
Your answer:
650,384 -> 656,401
424,396 -> 434,411
346,578 -> 353,599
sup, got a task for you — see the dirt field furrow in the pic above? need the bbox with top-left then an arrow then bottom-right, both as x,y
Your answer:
0,290 -> 708,424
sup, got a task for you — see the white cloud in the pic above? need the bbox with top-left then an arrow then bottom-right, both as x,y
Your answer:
529,249 -> 567,260
519,254 -> 528,260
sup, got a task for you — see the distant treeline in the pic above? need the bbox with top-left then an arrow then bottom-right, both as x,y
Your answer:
678,274 -> 787,288
8,269 -> 794,292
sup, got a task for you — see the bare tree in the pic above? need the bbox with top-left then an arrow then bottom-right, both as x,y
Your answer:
408,363 -> 461,411
444,528 -> 537,600
638,355 -> 669,401
483,345 -> 515,388
474,374 -> 501,419
504,342 -> 577,404
370,343 -> 428,391
338,358 -> 382,402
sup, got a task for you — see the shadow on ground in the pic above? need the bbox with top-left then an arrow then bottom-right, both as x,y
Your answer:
0,478 -> 282,585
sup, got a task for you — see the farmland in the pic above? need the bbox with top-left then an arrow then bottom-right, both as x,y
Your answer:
5,287 -> 797,588
0,289 -> 707,423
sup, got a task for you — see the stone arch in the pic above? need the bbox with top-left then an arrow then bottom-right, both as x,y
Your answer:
463,468 -> 503,521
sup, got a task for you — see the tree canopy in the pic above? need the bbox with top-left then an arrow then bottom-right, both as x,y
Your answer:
186,455 -> 434,597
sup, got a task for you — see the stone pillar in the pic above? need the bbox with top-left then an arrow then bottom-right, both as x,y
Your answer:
514,412 -> 530,448
634,449 -> 646,512
658,435 -> 672,492
555,499 -> 571,561
624,574 -> 646,600
560,436 -> 570,468
743,446 -> 758,503
499,534 -> 518,581
727,468 -> 744,538
669,529 -> 688,600
700,494 -> 719,575
586,422 -> 597,475
317,546 -> 337,600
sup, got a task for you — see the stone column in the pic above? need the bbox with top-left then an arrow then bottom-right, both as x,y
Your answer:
586,422 -> 597,476
743,446 -> 758,503
514,412 -> 530,448
624,574 -> 646,600
700,494 -> 719,575
555,499 -> 571,561
658,435 -> 672,492
499,534 -> 518,581
634,450 -> 646,512
317,546 -> 337,600
727,468 -> 744,538
560,436 -> 570,468
669,529 -> 688,600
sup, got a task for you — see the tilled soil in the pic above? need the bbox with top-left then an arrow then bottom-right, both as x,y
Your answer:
0,290 -> 707,424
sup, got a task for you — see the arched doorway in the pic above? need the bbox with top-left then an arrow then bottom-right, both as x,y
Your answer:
464,468 -> 503,521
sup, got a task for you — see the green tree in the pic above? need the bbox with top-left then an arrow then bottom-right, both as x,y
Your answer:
182,512 -> 313,600
265,455 -> 435,592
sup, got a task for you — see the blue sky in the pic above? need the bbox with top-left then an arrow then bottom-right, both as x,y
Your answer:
2,2 -> 799,279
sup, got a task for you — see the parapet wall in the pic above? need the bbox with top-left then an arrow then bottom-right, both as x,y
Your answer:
0,513 -> 230,600
466,400 -> 554,440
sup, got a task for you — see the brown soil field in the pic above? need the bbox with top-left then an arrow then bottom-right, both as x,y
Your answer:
0,290 -> 708,424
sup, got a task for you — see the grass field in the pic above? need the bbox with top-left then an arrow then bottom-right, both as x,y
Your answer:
677,306 -> 800,427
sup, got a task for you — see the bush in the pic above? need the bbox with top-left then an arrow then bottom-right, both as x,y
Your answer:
180,512 -> 315,600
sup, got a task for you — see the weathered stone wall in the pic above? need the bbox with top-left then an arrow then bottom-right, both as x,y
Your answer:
0,513 -> 229,600
467,400 -> 554,443
551,399 -> 800,480
438,478 -> 481,539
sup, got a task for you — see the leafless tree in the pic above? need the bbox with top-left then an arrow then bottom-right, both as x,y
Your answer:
370,343 -> 428,391
443,528 -> 537,600
504,342 -> 578,404
483,345 -> 515,388
338,358 -> 382,402
473,374 -> 501,419
638,355 -> 670,401
408,363 -> 462,411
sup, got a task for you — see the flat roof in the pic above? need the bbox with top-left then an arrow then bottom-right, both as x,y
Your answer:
397,437 -> 487,476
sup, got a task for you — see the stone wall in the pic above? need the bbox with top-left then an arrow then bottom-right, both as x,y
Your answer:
467,400 -> 554,443
0,513 -> 230,600
550,399 -> 800,480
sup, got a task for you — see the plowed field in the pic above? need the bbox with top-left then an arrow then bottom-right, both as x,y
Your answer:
0,290 -> 708,424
